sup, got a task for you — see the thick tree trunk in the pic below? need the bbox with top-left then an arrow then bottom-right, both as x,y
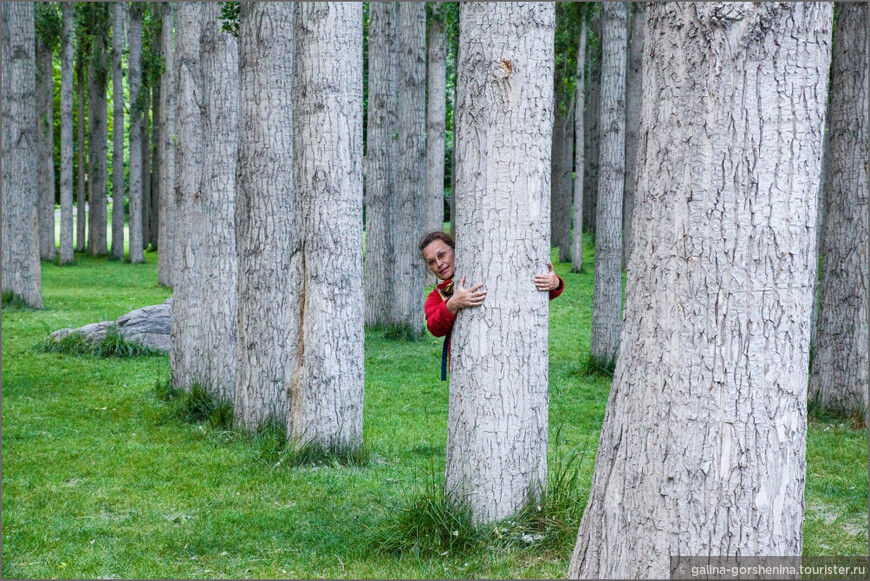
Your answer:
809,2 -> 868,417
447,2 -> 554,524
128,5 -> 144,264
425,12 -> 446,235
394,1 -> 426,338
569,5 -> 833,578
111,2 -> 126,260
289,2 -> 365,450
589,2 -> 627,367
571,21 -> 586,273
199,1 -> 239,404
158,2 -> 176,287
234,2 -> 299,430
37,38 -> 56,261
582,11 -> 600,235
363,1 -> 398,327
76,45 -> 87,252
87,32 -> 108,256
622,3 -> 643,269
170,1 -> 204,390
1,2 -> 43,308
59,2 -> 74,265
550,87 -> 573,264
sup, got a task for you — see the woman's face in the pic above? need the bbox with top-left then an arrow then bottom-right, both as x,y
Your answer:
422,239 -> 455,280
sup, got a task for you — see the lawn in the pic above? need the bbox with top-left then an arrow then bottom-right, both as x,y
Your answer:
2,238 -> 867,579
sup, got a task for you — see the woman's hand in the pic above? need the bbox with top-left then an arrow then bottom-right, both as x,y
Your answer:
445,276 -> 487,314
534,263 -> 561,292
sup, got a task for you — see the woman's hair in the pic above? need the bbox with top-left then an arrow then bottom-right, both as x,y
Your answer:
418,231 -> 455,253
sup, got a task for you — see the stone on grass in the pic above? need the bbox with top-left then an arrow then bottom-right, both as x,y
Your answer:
48,298 -> 172,353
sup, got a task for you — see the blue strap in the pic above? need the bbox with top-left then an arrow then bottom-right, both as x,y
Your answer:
441,330 -> 451,381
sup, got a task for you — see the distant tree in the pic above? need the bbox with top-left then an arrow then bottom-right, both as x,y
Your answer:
36,3 -> 61,262
75,7 -> 87,253
147,3 -> 161,251
158,1 -> 176,287
141,84 -> 151,252
571,9 -> 586,273
582,9 -> 601,235
550,80 -> 573,264
2,2 -> 43,308
85,3 -> 109,256
59,2 -> 74,264
425,4 -> 446,237
110,1 -> 126,260
569,5 -> 833,577
622,2 -> 644,269
128,3 -> 145,264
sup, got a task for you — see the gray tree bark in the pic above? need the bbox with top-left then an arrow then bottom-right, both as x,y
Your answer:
447,1 -> 554,524
142,86 -> 151,251
59,2 -> 74,264
622,2 -> 643,269
76,42 -> 87,252
425,9 -> 446,235
37,37 -> 56,261
199,1 -> 239,404
582,10 -> 600,235
571,20 -> 586,273
170,1 -> 204,390
234,2 -> 299,430
128,4 -> 144,263
809,2 -> 868,417
149,1 -> 161,252
569,4 -> 833,578
363,1 -> 398,327
589,2 -> 627,367
1,2 -> 43,307
289,2 -> 365,450
87,29 -> 108,256
111,2 -> 126,260
394,1 -> 426,338
550,85 -> 573,264
158,2 -> 176,287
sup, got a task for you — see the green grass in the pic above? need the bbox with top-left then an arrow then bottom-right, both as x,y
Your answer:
2,240 -> 867,579
40,325 -> 163,358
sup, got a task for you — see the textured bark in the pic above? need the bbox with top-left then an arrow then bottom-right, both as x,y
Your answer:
622,2 -> 644,269
447,2 -> 554,524
582,11 -> 600,235
75,43 -> 86,252
550,85 -> 573,264
170,1 -> 204,390
234,2 -> 298,430
1,2 -> 43,307
151,77 -> 160,250
809,2 -> 868,416
589,2 -> 626,367
128,4 -> 144,263
59,2 -> 74,264
200,1 -> 239,404
363,1 -> 397,327
37,37 -> 56,261
569,4 -> 832,578
87,30 -> 108,256
142,86 -> 151,251
289,2 -> 365,450
425,12 -> 446,235
111,2 -> 126,260
394,1 -> 426,337
158,2 -> 176,287
571,21 -> 586,273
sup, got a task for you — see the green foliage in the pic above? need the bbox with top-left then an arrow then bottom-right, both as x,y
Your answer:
40,330 -> 94,355
35,2 -> 63,52
219,2 -> 240,38
2,291 -> 33,311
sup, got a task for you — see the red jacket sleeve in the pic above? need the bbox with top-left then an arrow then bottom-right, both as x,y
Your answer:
549,276 -> 565,300
424,287 -> 456,337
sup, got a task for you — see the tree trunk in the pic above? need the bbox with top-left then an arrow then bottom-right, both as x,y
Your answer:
87,30 -> 108,256
59,2 -> 74,265
150,66 -> 160,250
289,2 -> 365,450
571,20 -> 586,273
568,5 -> 833,578
158,2 -> 176,287
808,2 -> 868,417
142,87 -> 151,251
363,1 -> 398,328
582,10 -> 600,235
622,3 -> 643,269
128,4 -> 144,263
234,2 -> 299,430
550,86 -> 573,264
111,2 -> 126,260
425,11 -> 446,235
199,0 -> 239,404
37,37 -> 56,261
170,1 -> 204,390
447,1 -> 554,524
589,2 -> 627,367
1,2 -> 43,308
76,40 -> 87,252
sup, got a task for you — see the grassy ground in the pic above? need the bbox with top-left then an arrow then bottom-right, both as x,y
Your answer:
2,239 -> 867,579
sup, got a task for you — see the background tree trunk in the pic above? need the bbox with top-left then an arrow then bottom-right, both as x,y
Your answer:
571,20 -> 586,273
569,5 -> 833,578
158,2 -> 176,287
589,2 -> 626,367
1,2 -> 43,307
76,42 -> 87,252
234,2 -> 299,430
425,9 -> 446,236
622,2 -> 643,269
808,2 -> 868,417
550,87 -> 573,263
394,1 -> 426,338
289,2 -> 365,450
36,37 -> 56,261
87,28 -> 108,256
142,86 -> 152,251
59,2 -> 74,265
364,1 -> 398,327
150,70 -> 160,250
128,4 -> 144,264
111,2 -> 126,260
447,1 -> 554,524
199,0 -> 239,404
582,10 -> 600,235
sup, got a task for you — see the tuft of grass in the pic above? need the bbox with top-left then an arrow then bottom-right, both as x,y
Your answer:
2,290 -> 34,311
39,326 -> 161,358
577,353 -> 616,378
381,323 -> 418,342
256,422 -> 370,469
152,380 -> 234,430
808,393 -> 867,430
39,331 -> 94,355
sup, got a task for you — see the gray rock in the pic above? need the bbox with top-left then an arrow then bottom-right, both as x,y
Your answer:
48,298 -> 173,353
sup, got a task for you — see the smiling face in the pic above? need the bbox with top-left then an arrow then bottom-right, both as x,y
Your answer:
422,239 -> 455,281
